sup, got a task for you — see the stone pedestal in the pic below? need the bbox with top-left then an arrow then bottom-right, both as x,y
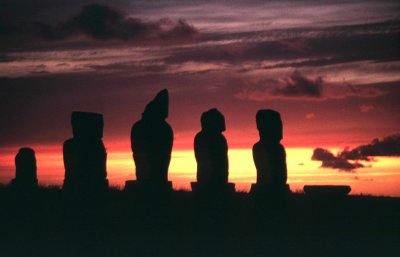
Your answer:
191,182 -> 235,207
191,182 -> 235,194
125,180 -> 173,194
63,178 -> 109,192
250,184 -> 291,207
11,178 -> 38,189
303,185 -> 351,197
250,183 -> 291,195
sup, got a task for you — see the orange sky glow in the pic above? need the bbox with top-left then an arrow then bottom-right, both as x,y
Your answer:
1,143 -> 399,196
1,1 -> 399,197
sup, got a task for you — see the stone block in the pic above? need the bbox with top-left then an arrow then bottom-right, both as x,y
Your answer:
303,185 -> 351,197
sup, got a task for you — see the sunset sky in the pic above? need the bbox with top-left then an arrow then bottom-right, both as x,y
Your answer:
1,0 -> 399,196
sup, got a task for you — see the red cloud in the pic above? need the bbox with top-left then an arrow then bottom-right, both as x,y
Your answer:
235,71 -> 386,101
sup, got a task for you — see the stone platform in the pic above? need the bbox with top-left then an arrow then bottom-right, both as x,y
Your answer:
250,183 -> 291,195
191,182 -> 235,194
63,179 -> 109,192
303,185 -> 351,197
11,178 -> 38,189
124,180 -> 173,193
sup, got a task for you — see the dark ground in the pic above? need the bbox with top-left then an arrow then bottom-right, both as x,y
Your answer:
0,186 -> 399,257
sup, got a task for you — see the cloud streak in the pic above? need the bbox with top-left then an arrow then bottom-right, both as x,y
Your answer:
165,20 -> 400,65
235,71 -> 386,101
34,4 -> 197,44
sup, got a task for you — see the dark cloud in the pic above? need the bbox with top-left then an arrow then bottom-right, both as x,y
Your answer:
2,2 -> 398,66
340,134 -> 400,160
259,56 -> 370,70
312,148 -> 364,171
3,4 -> 190,46
312,134 -> 400,171
87,62 -> 168,74
324,83 -> 386,99
166,40 -> 308,64
271,71 -> 322,98
0,54 -> 16,62
235,71 -> 385,101
35,4 -> 197,44
165,20 -> 400,66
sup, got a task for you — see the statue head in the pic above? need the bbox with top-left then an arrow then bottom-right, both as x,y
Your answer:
201,108 -> 226,133
71,111 -> 104,139
15,147 -> 37,178
256,109 -> 283,142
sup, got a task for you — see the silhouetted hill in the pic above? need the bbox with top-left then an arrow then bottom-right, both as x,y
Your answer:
0,185 -> 398,257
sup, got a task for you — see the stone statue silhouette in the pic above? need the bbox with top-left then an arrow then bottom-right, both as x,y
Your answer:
194,108 -> 228,184
12,148 -> 38,188
252,109 -> 287,189
63,112 -> 108,190
131,89 -> 173,183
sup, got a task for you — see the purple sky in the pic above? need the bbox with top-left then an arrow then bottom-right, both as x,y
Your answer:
1,0 -> 399,152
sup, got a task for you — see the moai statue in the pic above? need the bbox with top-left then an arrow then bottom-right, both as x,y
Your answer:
12,148 -> 38,188
251,109 -> 289,194
63,112 -> 108,191
194,108 -> 228,184
191,109 -> 235,194
128,89 -> 173,191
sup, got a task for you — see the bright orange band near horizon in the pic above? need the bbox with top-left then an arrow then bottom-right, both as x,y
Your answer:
1,145 -> 399,197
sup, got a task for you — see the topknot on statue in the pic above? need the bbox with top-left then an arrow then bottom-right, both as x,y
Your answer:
142,89 -> 169,121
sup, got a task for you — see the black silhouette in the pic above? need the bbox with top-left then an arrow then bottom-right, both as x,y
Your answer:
0,186 -> 398,257
304,185 -> 351,197
11,148 -> 38,188
130,89 -> 173,184
191,108 -> 235,194
194,108 -> 228,184
63,112 -> 108,191
251,109 -> 289,194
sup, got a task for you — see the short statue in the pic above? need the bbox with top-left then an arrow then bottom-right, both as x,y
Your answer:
12,147 -> 38,188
